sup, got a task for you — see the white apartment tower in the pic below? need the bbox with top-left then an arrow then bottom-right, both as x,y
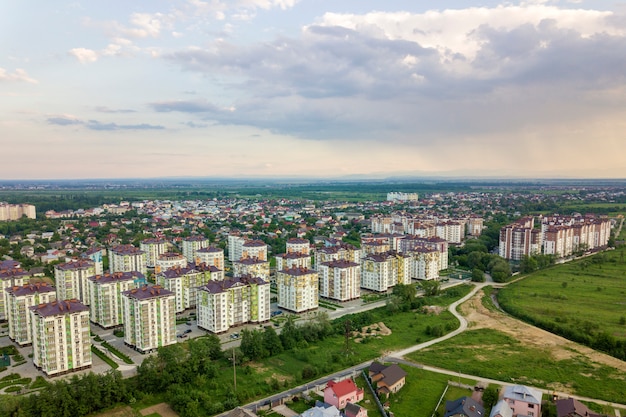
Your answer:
140,238 -> 168,268
410,248 -> 441,280
109,244 -> 147,276
318,260 -> 361,301
156,265 -> 219,313
228,234 -> 246,262
88,271 -> 145,328
197,276 -> 270,334
30,299 -> 92,376
242,240 -> 268,261
181,235 -> 210,263
6,283 -> 56,346
54,259 -> 96,305
195,246 -> 225,271
155,252 -> 187,273
361,252 -> 411,292
0,266 -> 31,321
276,267 -> 319,313
121,285 -> 176,353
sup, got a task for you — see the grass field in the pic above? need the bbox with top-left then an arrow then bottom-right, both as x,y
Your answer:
406,328 -> 626,404
385,365 -> 476,417
498,248 -> 626,342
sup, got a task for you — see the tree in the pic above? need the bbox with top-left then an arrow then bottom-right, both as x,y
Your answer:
262,326 -> 283,356
482,386 -> 499,409
421,280 -> 441,297
392,283 -> 417,303
471,268 -> 485,282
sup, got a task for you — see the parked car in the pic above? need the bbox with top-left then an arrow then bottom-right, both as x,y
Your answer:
184,329 -> 192,334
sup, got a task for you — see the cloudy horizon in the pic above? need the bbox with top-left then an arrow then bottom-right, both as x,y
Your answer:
2,1 -> 626,180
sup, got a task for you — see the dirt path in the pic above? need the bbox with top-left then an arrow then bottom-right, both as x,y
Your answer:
460,288 -> 626,373
140,402 -> 179,417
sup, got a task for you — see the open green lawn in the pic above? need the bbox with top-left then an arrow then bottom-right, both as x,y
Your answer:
385,365 -> 476,417
499,248 -> 626,342
406,328 -> 626,404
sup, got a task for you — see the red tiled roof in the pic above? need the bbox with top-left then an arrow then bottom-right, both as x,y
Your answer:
327,379 -> 359,397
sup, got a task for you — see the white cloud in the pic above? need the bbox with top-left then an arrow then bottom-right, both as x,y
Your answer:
69,47 -> 99,63
0,68 -> 38,84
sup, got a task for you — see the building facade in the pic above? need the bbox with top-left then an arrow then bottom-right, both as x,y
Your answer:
30,299 -> 92,376
0,203 -> 36,221
54,260 -> 96,305
140,238 -> 168,268
0,266 -> 31,321
197,276 -> 270,333
319,260 -> 361,301
181,236 -> 210,263
88,271 -> 145,328
155,252 -> 187,273
156,265 -> 218,313
121,285 -> 176,353
361,252 -> 411,292
6,283 -> 56,346
109,244 -> 147,275
276,267 -> 319,313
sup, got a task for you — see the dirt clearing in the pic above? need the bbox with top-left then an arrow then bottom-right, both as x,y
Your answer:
460,288 -> 626,373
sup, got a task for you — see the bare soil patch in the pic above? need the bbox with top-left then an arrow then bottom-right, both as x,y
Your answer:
460,289 -> 626,373
353,322 -> 392,343
140,403 -> 179,417
423,305 -> 445,315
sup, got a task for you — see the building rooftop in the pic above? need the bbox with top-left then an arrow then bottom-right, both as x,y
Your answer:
88,271 -> 145,284
122,285 -> 174,300
6,282 -> 56,296
30,299 -> 89,317
110,244 -> 145,256
55,259 -> 95,270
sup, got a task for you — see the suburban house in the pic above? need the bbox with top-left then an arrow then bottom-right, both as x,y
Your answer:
444,397 -> 485,417
556,398 -> 613,417
502,385 -> 543,417
368,362 -> 407,397
344,402 -> 368,417
490,400 -> 514,417
226,407 -> 258,417
301,401 -> 342,417
323,379 -> 364,410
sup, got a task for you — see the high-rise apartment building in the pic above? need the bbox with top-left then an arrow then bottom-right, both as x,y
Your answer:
156,264 -> 219,312
195,246 -> 225,271
6,283 -> 56,346
140,238 -> 168,268
0,266 -> 31,321
181,235 -> 209,263
54,259 -> 96,305
109,244 -> 147,275
155,252 -> 187,273
88,271 -> 145,328
30,299 -> 91,376
276,267 -> 318,313
121,285 -> 176,353
318,260 -> 361,301
499,217 -> 541,260
361,251 -> 411,292
0,202 -> 36,221
197,276 -> 270,334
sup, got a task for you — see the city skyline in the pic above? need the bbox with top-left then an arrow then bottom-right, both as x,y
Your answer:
2,0 -> 626,180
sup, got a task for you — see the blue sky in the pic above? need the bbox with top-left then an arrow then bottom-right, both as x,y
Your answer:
2,0 -> 626,179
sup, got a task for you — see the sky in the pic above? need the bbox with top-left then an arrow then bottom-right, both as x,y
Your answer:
2,0 -> 626,180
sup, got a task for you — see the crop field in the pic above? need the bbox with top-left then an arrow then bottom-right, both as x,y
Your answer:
498,248 -> 626,343
406,328 -> 626,404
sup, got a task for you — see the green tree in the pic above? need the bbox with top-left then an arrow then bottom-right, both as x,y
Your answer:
482,386 -> 499,409
471,268 -> 485,282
